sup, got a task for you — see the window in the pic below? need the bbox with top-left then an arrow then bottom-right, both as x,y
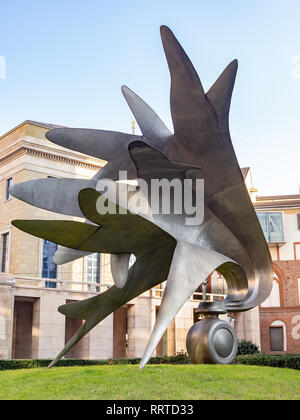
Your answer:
1,233 -> 9,273
297,214 -> 300,230
270,327 -> 284,351
261,279 -> 280,307
86,253 -> 100,291
42,240 -> 57,288
257,212 -> 284,243
5,178 -> 12,201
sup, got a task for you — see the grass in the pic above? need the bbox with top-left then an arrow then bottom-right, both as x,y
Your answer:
0,364 -> 299,400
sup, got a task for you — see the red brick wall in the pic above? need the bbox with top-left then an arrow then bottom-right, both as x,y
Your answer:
260,309 -> 300,354
259,260 -> 300,354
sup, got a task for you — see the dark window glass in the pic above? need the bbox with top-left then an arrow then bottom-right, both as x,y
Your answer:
1,233 -> 9,272
6,178 -> 12,200
42,240 -> 57,288
270,326 -> 284,351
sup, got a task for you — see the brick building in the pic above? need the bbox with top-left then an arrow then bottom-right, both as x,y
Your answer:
254,195 -> 300,353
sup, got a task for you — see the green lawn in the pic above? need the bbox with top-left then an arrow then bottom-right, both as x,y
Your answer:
0,364 -> 299,400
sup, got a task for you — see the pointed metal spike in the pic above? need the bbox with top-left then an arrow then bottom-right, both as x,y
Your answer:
121,85 -> 172,146
49,236 -> 176,366
207,60 -> 238,118
139,241 -> 233,368
160,26 -> 208,135
11,220 -> 101,250
12,218 -> 144,255
10,178 -> 97,218
46,128 -> 142,161
48,317 -> 97,367
160,26 -> 204,93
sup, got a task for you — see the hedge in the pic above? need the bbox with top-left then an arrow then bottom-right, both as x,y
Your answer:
1,353 -> 299,371
235,354 -> 300,370
0,353 -> 191,371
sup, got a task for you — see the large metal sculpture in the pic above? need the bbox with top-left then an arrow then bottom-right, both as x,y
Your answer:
10,26 -> 273,368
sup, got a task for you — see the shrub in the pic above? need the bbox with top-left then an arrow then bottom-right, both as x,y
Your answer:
237,339 -> 260,355
235,354 -> 300,370
0,353 -> 191,371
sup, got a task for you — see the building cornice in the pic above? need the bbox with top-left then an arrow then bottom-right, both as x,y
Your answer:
255,205 -> 300,210
259,306 -> 300,313
0,145 -> 104,171
25,147 -> 102,171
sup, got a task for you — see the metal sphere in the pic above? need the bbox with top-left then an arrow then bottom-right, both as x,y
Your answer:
186,316 -> 238,364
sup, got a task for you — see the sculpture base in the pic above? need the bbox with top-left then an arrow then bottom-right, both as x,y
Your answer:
186,314 -> 237,364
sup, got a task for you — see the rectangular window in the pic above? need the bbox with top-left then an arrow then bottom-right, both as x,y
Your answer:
5,178 -> 12,201
270,327 -> 283,351
257,212 -> 284,243
297,214 -> 300,230
42,240 -> 57,288
86,253 -> 100,291
1,233 -> 9,273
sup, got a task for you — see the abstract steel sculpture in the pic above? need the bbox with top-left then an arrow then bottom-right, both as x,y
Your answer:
10,26 -> 273,368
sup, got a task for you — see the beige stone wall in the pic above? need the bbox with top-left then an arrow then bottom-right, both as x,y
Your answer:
175,304 -> 194,354
0,122 -> 107,287
127,298 -> 152,358
235,307 -> 261,348
0,285 -> 13,359
89,314 -> 113,360
0,122 -> 112,360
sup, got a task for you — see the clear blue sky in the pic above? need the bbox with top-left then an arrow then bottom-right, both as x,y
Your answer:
1,0 -> 299,195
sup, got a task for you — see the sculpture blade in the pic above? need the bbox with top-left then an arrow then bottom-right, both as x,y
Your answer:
11,220 -> 135,254
140,241 -> 234,368
46,128 -> 141,161
160,25 -> 207,135
10,178 -> 97,218
48,230 -> 177,367
206,60 -> 238,119
121,85 -> 172,146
